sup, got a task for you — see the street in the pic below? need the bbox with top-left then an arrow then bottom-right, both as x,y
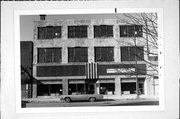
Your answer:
24,99 -> 159,107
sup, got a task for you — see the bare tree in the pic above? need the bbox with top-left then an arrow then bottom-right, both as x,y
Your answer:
117,13 -> 158,74
116,13 -> 159,97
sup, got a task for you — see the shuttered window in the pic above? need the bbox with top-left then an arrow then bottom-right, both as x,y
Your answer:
95,47 -> 114,62
38,26 -> 61,39
94,25 -> 113,38
68,47 -> 88,62
68,25 -> 88,38
38,48 -> 61,63
120,25 -> 143,37
121,46 -> 144,61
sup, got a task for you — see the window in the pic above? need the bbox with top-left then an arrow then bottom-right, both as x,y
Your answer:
148,48 -> 158,61
94,25 -> 113,38
95,47 -> 114,62
68,26 -> 88,38
68,47 -> 88,62
121,46 -> 144,61
38,48 -> 61,63
120,25 -> 143,37
38,26 -> 61,39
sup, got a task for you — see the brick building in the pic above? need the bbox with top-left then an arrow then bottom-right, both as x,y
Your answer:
28,15 -> 158,98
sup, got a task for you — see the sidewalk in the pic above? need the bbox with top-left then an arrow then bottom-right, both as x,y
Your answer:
22,95 -> 159,103
22,96 -> 61,103
103,94 -> 159,100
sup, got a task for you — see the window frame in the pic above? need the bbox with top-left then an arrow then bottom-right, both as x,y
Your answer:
37,48 -> 62,63
68,47 -> 88,63
121,46 -> 144,61
120,25 -> 143,37
68,25 -> 88,38
37,26 -> 62,40
94,47 -> 114,62
94,25 -> 113,38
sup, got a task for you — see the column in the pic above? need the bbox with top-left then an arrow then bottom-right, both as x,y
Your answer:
32,79 -> 37,98
94,83 -> 100,94
88,24 -> 94,39
115,77 -> 121,96
88,46 -> 94,62
62,47 -> 68,63
114,46 -> 120,62
62,79 -> 69,95
114,24 -> 119,39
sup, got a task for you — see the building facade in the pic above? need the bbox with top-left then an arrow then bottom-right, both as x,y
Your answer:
21,41 -> 33,98
31,16 -> 158,98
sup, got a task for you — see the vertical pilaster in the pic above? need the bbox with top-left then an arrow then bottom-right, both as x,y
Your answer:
62,79 -> 69,95
88,46 -> 94,62
94,83 -> 100,94
62,47 -> 68,63
114,24 -> 119,39
114,46 -> 120,62
62,25 -> 67,39
115,77 -> 121,96
88,24 -> 94,39
32,79 -> 37,98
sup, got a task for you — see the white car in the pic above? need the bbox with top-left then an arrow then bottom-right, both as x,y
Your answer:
60,93 -> 103,103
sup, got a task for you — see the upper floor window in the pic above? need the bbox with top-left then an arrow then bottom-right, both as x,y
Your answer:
68,47 -> 88,62
120,25 -> 143,37
148,48 -> 158,61
68,25 -> 88,38
121,46 -> 144,61
95,47 -> 114,62
38,48 -> 61,63
94,25 -> 113,38
38,26 -> 62,39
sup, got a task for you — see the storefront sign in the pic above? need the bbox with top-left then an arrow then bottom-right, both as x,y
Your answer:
107,68 -> 135,74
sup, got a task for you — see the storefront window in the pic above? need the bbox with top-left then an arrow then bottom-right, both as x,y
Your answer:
100,83 -> 115,95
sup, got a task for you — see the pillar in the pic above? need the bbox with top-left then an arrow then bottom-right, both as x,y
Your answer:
32,79 -> 37,98
88,46 -> 94,62
114,46 -> 120,62
62,79 -> 69,95
115,77 -> 121,96
62,47 -> 68,63
94,83 -> 100,94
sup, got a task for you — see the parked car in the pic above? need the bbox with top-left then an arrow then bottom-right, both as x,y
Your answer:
60,92 -> 103,103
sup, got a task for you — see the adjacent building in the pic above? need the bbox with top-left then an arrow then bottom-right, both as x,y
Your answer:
21,41 -> 33,98
22,15 -> 158,98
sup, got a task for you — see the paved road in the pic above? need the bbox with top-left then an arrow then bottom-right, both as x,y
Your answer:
25,99 -> 159,107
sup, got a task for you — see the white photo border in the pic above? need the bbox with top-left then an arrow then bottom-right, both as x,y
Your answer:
15,8 -> 164,113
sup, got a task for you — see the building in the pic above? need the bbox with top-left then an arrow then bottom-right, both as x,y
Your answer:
21,41 -> 33,98
30,15 -> 158,98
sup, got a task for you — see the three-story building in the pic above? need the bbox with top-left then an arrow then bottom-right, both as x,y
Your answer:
31,15 -> 158,98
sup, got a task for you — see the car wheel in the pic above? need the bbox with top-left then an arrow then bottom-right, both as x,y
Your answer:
89,97 -> 96,102
65,97 -> 71,103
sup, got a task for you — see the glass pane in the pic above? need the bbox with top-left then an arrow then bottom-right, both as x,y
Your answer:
53,48 -> 61,62
38,48 -> 46,63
